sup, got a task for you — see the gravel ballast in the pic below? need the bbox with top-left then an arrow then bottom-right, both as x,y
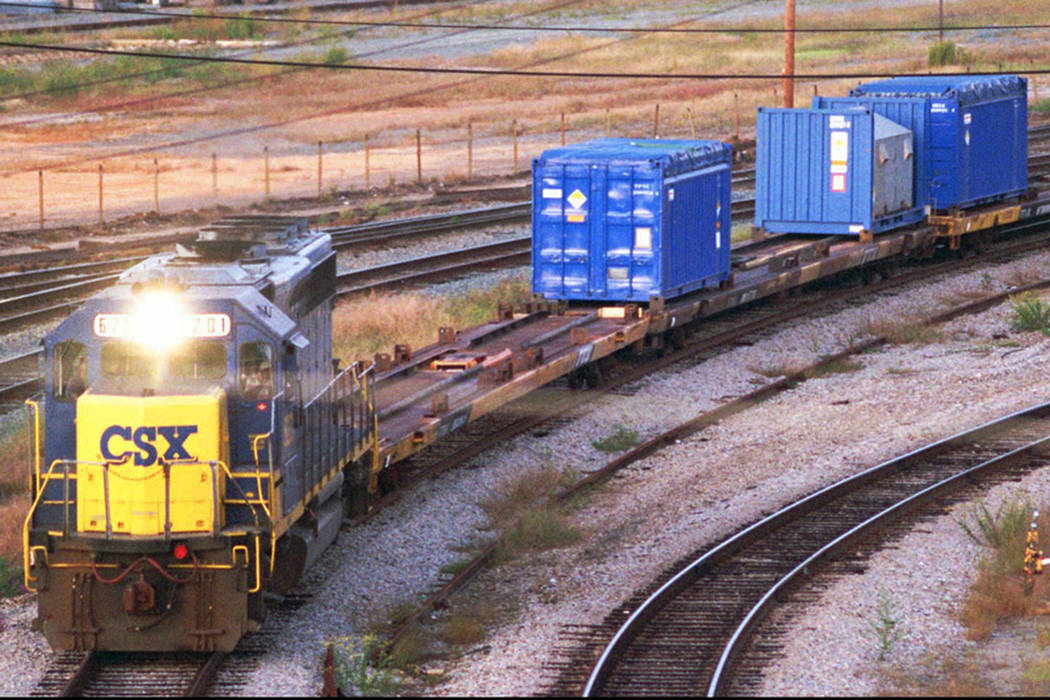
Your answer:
4,247 -> 1050,695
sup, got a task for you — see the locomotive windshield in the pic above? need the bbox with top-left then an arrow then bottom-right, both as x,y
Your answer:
97,339 -> 227,389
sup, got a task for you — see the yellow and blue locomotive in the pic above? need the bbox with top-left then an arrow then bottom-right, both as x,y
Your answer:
23,217 -> 377,652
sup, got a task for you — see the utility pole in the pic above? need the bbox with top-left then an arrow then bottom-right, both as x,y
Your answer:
783,0 -> 796,108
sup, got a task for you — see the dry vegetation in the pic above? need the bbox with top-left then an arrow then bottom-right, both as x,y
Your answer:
332,272 -> 530,363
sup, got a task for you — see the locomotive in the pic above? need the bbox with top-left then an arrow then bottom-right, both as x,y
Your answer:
23,217 -> 378,652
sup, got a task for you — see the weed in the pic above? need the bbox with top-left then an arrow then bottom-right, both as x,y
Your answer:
440,613 -> 486,646
928,40 -> 974,66
385,599 -> 417,629
869,588 -> 902,661
804,358 -> 863,379
387,624 -> 427,669
958,496 -> 1048,639
439,558 -> 473,576
329,634 -> 400,696
1010,292 -> 1050,335
479,465 -> 575,533
859,315 -> 943,345
504,506 -> 581,553
1033,99 -> 1050,115
591,425 -> 641,453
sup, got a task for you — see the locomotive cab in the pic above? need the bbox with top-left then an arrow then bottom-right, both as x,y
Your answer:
25,218 -> 377,652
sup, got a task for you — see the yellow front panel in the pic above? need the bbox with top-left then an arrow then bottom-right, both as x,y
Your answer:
76,389 -> 227,536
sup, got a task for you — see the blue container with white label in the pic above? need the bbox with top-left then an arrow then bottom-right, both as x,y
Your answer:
532,138 -> 732,303
822,74 -> 1028,211
755,107 -> 924,236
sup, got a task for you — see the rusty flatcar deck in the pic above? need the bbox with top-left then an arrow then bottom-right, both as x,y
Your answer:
368,196 -> 1050,469
372,306 -> 648,465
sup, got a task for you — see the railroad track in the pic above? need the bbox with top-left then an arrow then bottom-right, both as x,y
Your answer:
30,592 -> 314,697
32,650 -> 224,697
570,403 -> 1050,696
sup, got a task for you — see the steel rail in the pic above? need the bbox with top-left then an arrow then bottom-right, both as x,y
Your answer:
335,235 -> 530,297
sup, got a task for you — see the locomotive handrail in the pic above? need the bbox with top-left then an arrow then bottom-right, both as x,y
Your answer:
24,399 -> 41,496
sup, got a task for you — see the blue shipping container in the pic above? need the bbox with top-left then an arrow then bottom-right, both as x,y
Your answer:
532,138 -> 732,303
755,107 -> 924,236
831,74 -> 1028,211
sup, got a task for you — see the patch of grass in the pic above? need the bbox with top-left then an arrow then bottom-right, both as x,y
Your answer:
748,361 -> 804,379
439,558 -> 473,576
880,648 -> 998,696
329,634 -> 400,696
439,613 -> 486,646
504,506 -> 582,553
385,599 -> 418,629
1010,292 -> 1050,335
957,496 -> 1047,640
804,357 -> 863,379
1033,99 -> 1050,115
387,624 -> 427,669
928,40 -> 975,66
591,425 -> 640,453
859,315 -> 944,345
479,465 -> 575,533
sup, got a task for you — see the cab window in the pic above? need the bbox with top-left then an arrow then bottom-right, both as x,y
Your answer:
169,342 -> 226,381
101,342 -> 153,379
53,341 -> 87,401
239,342 -> 274,400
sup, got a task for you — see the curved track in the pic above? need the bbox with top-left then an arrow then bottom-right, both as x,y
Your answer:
578,403 -> 1050,696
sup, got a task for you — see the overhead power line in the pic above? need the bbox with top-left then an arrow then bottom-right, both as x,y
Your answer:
0,1 -> 1046,35
1,38 -> 1047,81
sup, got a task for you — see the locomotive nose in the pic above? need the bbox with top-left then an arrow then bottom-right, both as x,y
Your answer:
75,388 -> 229,536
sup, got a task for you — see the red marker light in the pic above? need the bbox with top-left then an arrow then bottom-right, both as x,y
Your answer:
173,543 -> 189,561
256,402 -> 268,412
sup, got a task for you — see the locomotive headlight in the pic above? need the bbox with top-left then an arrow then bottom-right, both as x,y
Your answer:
133,292 -> 186,351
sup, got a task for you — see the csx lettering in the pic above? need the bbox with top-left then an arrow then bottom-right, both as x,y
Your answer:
100,425 -> 198,465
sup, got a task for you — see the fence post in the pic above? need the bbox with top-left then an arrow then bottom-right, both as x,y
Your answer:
264,145 -> 270,199
98,164 -> 103,224
364,134 -> 371,190
560,111 -> 565,146
685,107 -> 697,139
153,158 -> 159,213
734,93 -> 740,141
416,129 -> 422,184
511,119 -> 518,173
38,170 -> 43,231
653,103 -> 660,138
467,121 -> 473,182
317,140 -> 323,197
212,152 -> 217,195
605,108 -> 611,137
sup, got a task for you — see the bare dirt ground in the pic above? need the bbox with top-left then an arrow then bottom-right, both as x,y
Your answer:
1,0 -> 1045,234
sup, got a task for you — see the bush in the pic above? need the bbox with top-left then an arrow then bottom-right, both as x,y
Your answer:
324,46 -> 349,66
928,40 -> 974,67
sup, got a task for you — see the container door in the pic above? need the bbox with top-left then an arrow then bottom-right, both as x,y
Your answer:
533,164 -> 593,298
927,98 -> 959,208
587,166 -> 608,297
603,165 -> 638,299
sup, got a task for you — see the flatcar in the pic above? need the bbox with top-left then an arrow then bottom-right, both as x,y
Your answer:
23,217 -> 379,652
